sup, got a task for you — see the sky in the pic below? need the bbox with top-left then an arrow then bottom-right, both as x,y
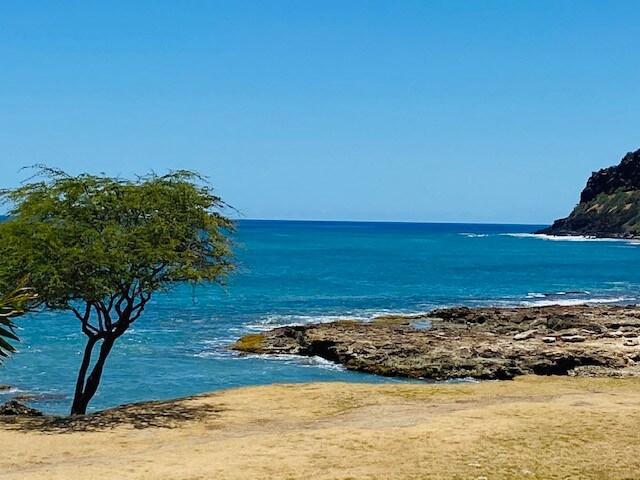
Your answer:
1,1 -> 639,224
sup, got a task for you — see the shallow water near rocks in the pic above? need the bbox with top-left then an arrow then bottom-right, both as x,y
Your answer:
1,220 -> 639,414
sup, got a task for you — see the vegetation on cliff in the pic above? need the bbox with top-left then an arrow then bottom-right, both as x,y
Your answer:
538,148 -> 640,237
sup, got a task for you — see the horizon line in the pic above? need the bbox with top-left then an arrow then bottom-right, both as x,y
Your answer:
232,218 -> 550,227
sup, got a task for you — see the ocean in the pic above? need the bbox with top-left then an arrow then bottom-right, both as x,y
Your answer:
1,220 -> 639,414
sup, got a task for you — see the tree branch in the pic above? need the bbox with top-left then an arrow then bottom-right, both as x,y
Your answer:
93,303 -> 104,331
70,303 -> 90,322
70,303 -> 100,337
96,300 -> 112,330
129,293 -> 151,323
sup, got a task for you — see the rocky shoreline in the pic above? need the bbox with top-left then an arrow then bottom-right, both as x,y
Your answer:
537,231 -> 640,240
232,305 -> 640,380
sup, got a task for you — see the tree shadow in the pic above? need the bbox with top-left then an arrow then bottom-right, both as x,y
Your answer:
0,396 -> 224,433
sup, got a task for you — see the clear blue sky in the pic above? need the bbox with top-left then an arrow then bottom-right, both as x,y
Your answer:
1,1 -> 639,223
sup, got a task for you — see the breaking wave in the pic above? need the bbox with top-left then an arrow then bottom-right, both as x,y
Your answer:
502,233 -> 640,245
521,296 -> 634,307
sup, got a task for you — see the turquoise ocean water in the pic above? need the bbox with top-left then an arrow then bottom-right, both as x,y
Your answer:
1,220 -> 639,414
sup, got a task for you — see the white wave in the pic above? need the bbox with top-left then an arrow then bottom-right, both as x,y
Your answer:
0,387 -> 26,395
444,377 -> 481,384
294,355 -> 346,371
525,291 -> 591,299
521,296 -> 634,307
193,349 -> 236,359
193,351 -> 215,358
502,233 -> 640,245
243,309 -> 432,333
240,353 -> 346,371
244,314 -> 366,332
458,233 -> 488,238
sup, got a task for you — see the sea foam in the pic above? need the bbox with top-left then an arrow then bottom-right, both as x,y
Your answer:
521,296 -> 634,307
502,233 -> 640,245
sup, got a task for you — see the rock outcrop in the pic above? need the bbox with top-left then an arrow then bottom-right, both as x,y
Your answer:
231,305 -> 640,380
537,148 -> 640,238
580,149 -> 640,203
0,400 -> 43,416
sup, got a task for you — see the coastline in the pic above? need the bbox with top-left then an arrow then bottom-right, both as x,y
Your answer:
4,221 -> 637,415
533,230 -> 640,240
2,376 -> 640,479
233,304 -> 640,380
3,286 -> 640,479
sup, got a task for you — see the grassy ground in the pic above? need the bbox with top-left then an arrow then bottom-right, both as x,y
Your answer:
1,376 -> 640,479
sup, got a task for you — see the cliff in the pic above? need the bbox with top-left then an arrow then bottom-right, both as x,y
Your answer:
537,148 -> 640,238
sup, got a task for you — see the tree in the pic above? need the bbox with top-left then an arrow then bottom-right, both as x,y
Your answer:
0,168 -> 234,414
0,282 -> 36,362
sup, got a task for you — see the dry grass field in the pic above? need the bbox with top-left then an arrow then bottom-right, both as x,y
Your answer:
1,376 -> 640,479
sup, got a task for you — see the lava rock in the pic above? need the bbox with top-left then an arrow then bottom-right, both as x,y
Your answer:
232,305 -> 640,380
514,330 -> 537,341
561,335 -> 587,343
0,400 -> 43,416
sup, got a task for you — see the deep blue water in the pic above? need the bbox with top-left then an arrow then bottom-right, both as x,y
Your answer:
1,220 -> 639,414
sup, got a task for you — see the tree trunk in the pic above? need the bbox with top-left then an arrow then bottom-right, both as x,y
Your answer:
71,337 -> 97,415
70,337 -> 115,415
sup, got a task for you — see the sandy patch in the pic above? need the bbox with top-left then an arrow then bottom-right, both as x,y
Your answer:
1,376 -> 639,479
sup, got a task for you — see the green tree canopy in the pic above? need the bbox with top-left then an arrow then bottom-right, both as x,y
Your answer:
0,167 -> 234,414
